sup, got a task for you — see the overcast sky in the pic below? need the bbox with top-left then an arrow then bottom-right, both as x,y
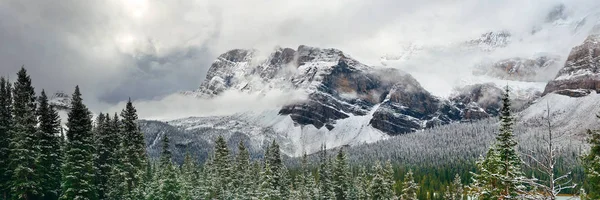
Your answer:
1,0 -> 599,112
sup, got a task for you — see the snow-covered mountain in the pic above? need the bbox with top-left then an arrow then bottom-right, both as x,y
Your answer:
139,45 -> 531,157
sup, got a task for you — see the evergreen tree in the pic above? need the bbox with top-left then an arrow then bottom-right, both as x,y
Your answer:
0,77 -> 13,200
383,160 -> 395,199
400,170 -> 418,200
294,152 -> 315,200
259,162 -> 280,200
471,86 -> 525,199
265,140 -> 290,199
233,141 -> 252,199
583,120 -> 600,199
119,100 -> 148,196
355,166 -> 370,200
370,161 -> 395,200
9,67 -> 42,200
106,113 -> 127,200
212,135 -> 233,199
60,86 -> 97,200
180,152 -> 201,200
494,86 -> 526,198
36,90 -> 62,200
94,113 -> 119,200
332,148 -> 350,200
152,134 -> 181,200
318,144 -> 334,200
443,174 -> 463,200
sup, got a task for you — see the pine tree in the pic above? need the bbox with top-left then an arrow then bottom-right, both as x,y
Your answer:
400,170 -> 418,200
212,135 -> 233,199
318,144 -> 334,200
383,160 -> 395,199
0,77 -> 13,200
265,140 -> 290,199
332,148 -> 350,200
9,67 -> 42,200
106,113 -> 127,200
471,86 -> 525,199
152,134 -> 181,200
60,86 -> 97,200
369,161 -> 387,200
294,153 -> 314,200
444,174 -> 463,200
583,118 -> 600,199
259,162 -> 281,200
355,166 -> 370,200
180,152 -> 201,200
495,86 -> 526,198
94,112 -> 120,200
36,90 -> 62,200
119,100 -> 148,197
233,141 -> 252,199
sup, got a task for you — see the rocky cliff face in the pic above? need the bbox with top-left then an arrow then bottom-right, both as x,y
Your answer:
544,34 -> 600,97
184,45 -> 505,137
474,55 -> 560,82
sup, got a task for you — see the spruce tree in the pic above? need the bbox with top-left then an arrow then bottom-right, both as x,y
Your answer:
153,134 -> 181,200
233,141 -> 252,199
60,86 -> 97,200
471,86 -> 525,199
0,77 -> 13,200
355,166 -> 370,200
583,122 -> 600,199
94,112 -> 120,200
318,144 -> 334,200
180,152 -> 201,200
332,148 -> 350,200
212,135 -> 233,199
9,67 -> 42,200
444,174 -> 463,200
36,90 -> 62,200
259,162 -> 280,200
495,86 -> 525,198
106,113 -> 127,199
400,169 -> 418,200
120,100 -> 148,196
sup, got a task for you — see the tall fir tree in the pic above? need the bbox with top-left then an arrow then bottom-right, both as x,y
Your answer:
36,90 -> 62,200
318,144 -> 334,200
180,151 -> 201,200
60,86 -> 97,200
370,161 -> 394,200
233,141 -> 252,199
332,148 -> 350,200
355,166 -> 371,200
212,135 -> 233,199
152,134 -> 181,200
9,67 -> 42,200
583,120 -> 600,199
120,100 -> 148,197
265,140 -> 290,199
444,174 -> 463,200
495,86 -> 526,198
400,170 -> 419,200
94,112 -> 119,200
0,77 -> 13,200
471,86 -> 525,199
106,113 -> 126,199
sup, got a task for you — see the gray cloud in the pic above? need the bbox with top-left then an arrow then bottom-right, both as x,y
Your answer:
0,0 -> 599,112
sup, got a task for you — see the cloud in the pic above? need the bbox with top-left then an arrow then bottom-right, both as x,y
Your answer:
0,0 -> 599,111
103,89 -> 308,121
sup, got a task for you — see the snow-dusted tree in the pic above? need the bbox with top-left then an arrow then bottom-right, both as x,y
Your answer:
443,174 -> 463,200
94,113 -> 121,200
60,86 -> 97,200
259,162 -> 281,200
400,169 -> 418,200
355,166 -> 370,200
233,141 -> 253,199
524,103 -> 576,200
265,140 -> 291,199
318,144 -> 334,200
180,152 -> 202,200
581,110 -> 600,199
119,99 -> 148,196
370,161 -> 392,200
332,148 -> 350,200
212,135 -> 233,199
151,134 -> 182,200
36,90 -> 63,200
0,77 -> 13,200
471,86 -> 525,199
293,152 -> 315,200
383,160 -> 395,198
9,67 -> 43,200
